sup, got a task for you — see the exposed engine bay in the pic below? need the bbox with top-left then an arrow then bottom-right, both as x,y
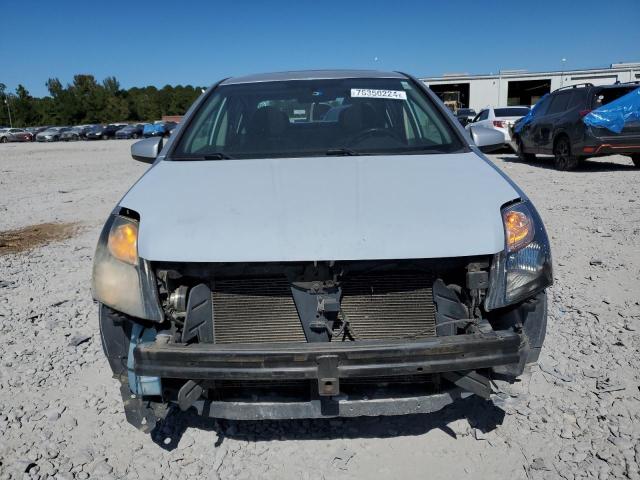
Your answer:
154,258 -> 493,345
98,256 -> 546,429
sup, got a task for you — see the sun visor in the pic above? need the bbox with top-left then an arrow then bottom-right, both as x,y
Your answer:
583,87 -> 640,134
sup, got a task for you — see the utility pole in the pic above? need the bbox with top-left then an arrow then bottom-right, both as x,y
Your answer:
560,58 -> 567,87
4,98 -> 12,128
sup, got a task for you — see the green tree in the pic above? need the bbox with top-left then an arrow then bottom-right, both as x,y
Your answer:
0,75 -> 201,126
13,85 -> 39,127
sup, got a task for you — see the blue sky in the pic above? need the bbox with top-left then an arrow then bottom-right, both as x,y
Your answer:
2,0 -> 639,97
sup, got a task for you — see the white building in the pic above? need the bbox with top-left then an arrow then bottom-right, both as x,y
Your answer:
422,62 -> 640,112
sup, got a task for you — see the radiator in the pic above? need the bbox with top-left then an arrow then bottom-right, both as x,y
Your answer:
212,272 -> 436,344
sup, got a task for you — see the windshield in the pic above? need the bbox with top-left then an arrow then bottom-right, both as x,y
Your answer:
171,78 -> 464,160
494,107 -> 530,117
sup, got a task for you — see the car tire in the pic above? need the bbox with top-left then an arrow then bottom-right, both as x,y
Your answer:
132,133 -> 139,139
553,137 -> 579,171
73,134 -> 79,141
102,134 -> 109,140
516,137 -> 536,162
630,154 -> 640,168
0,137 -> 7,143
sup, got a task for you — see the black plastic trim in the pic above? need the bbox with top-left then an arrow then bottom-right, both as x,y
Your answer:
134,331 -> 522,380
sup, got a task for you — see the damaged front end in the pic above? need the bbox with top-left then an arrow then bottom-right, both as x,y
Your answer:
95,211 -> 550,430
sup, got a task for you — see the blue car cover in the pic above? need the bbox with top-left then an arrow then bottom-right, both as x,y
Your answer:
583,87 -> 640,134
514,93 -> 549,134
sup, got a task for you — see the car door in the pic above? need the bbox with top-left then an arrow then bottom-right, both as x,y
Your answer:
535,92 -> 572,153
519,96 -> 550,151
8,128 -> 21,141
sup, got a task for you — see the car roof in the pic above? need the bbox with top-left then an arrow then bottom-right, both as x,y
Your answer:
220,69 -> 407,85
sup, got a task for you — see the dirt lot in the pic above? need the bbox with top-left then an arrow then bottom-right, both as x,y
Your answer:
1,141 -> 639,480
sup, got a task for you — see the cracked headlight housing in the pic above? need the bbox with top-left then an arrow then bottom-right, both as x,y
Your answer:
485,201 -> 553,310
92,213 -> 163,321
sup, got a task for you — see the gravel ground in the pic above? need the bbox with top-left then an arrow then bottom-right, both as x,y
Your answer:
1,141 -> 639,480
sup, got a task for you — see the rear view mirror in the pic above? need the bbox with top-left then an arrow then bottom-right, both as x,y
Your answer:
469,126 -> 504,153
131,137 -> 163,163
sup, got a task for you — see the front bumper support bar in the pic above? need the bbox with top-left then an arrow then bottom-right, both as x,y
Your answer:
134,331 -> 522,381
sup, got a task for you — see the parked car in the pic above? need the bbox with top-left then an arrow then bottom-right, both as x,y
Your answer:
165,121 -> 178,136
36,127 -> 71,142
0,128 -> 33,143
93,70 -> 552,432
86,124 -> 124,140
512,82 -> 640,170
465,106 -> 530,149
26,126 -> 50,141
455,108 -> 476,127
115,124 -> 147,139
61,126 -> 92,141
143,121 -> 177,138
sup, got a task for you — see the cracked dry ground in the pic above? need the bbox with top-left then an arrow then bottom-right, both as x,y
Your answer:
0,141 -> 639,480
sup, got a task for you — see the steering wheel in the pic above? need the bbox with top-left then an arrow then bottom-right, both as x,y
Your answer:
347,127 -> 404,146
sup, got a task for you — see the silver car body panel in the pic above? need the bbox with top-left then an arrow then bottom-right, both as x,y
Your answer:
120,152 -> 519,263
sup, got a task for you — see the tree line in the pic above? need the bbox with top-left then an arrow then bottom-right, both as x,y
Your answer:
0,74 -> 204,127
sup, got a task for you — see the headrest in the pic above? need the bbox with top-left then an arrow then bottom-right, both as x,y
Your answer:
247,106 -> 289,136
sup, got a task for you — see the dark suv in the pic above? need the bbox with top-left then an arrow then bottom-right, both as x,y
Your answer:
513,82 -> 640,170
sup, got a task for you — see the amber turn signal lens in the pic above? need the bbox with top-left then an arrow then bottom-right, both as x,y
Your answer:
108,221 -> 138,265
504,210 -> 533,252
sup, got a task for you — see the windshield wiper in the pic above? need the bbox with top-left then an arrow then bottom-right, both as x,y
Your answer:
325,148 -> 360,156
171,153 -> 235,161
203,152 -> 234,160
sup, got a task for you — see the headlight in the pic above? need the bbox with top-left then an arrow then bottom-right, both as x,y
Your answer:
92,213 -> 163,321
485,201 -> 552,310
108,218 -> 138,264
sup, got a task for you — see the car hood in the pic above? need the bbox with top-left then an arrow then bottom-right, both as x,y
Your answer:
120,152 -> 520,262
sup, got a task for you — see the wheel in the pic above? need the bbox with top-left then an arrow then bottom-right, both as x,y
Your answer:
102,134 -> 109,140
553,137 -> 579,171
631,154 -> 640,168
516,137 -> 536,162
0,137 -> 7,143
73,134 -> 79,141
132,133 -> 139,139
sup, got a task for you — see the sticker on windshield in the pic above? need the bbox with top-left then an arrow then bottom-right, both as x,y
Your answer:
351,88 -> 407,100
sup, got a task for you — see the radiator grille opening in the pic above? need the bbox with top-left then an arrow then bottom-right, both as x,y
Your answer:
339,272 -> 436,340
212,277 -> 306,344
211,272 -> 436,344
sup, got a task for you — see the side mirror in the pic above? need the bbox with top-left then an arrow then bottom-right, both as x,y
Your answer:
469,125 -> 504,153
131,137 -> 163,164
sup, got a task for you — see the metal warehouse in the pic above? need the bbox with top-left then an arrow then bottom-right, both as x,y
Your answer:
422,62 -> 640,112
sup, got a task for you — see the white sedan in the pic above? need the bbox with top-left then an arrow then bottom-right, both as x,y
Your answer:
465,106 -> 530,149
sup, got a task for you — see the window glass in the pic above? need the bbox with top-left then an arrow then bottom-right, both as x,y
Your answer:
473,110 -> 488,122
172,78 -> 465,159
547,93 -> 572,114
494,107 -> 530,117
592,86 -> 635,109
570,89 -> 587,108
